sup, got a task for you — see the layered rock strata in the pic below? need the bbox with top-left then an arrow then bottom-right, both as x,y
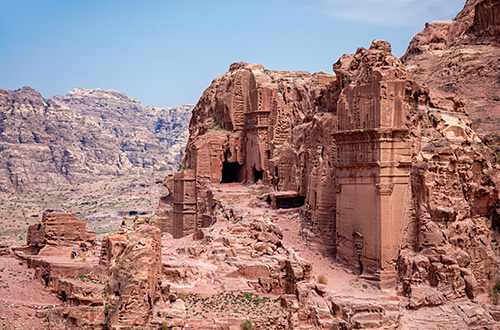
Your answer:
0,86 -> 192,192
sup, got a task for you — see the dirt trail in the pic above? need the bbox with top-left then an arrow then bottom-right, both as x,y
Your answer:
215,183 -> 395,299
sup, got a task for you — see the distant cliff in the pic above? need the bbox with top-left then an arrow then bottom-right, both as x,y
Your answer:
0,86 -> 192,192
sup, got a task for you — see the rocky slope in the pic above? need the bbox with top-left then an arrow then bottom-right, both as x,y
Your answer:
0,87 -> 192,192
14,182 -> 500,329
402,0 -> 500,151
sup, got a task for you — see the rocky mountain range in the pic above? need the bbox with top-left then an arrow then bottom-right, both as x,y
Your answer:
0,86 -> 192,192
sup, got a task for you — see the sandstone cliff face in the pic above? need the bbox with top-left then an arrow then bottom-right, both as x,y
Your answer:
156,63 -> 337,238
102,225 -> 162,329
161,36 -> 500,306
402,0 -> 500,151
0,86 -> 192,192
400,0 -> 500,299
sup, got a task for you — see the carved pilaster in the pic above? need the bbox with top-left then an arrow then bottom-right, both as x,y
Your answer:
375,183 -> 394,195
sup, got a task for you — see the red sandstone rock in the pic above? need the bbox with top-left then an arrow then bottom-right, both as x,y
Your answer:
103,225 -> 162,329
14,1 -> 500,328
402,0 -> 500,152
26,210 -> 95,255
155,8 -> 500,325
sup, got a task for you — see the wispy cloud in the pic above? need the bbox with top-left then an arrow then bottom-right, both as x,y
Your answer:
295,0 -> 465,28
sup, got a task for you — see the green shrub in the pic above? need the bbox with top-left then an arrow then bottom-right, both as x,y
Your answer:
490,281 -> 500,305
211,118 -> 225,131
241,319 -> 253,330
177,292 -> 187,301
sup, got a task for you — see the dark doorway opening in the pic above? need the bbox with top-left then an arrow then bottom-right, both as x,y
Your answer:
201,214 -> 214,228
253,166 -> 263,183
358,257 -> 364,275
221,161 -> 244,183
276,196 -> 305,209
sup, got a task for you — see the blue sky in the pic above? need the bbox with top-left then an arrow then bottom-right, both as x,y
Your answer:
0,0 -> 465,107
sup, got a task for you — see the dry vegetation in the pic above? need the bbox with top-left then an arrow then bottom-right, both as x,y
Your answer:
0,175 -> 166,245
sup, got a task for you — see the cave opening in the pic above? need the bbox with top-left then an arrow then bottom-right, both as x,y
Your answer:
275,195 -> 306,209
253,166 -> 263,183
221,161 -> 244,183
358,258 -> 364,275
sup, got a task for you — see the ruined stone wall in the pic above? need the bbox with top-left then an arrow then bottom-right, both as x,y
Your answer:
27,211 -> 95,255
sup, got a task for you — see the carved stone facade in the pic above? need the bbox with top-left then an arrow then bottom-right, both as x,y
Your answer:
157,40 -> 500,290
162,64 -> 337,240
172,169 -> 197,238
26,210 -> 95,255
334,80 -> 412,288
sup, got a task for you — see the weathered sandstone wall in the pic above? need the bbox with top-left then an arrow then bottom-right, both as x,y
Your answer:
402,0 -> 500,151
158,36 -> 500,299
26,210 -> 95,255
